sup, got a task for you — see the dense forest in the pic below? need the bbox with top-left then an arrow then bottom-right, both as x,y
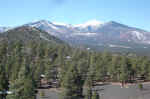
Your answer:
0,41 -> 150,99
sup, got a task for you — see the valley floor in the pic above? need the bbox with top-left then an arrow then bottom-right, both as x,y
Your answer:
36,82 -> 150,99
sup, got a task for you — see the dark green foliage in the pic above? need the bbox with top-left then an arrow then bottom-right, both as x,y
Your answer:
120,56 -> 129,82
6,58 -> 35,99
1,26 -> 64,44
91,91 -> 99,99
0,43 -> 9,99
0,64 -> 9,99
138,83 -> 143,90
61,63 -> 84,99
108,55 -> 120,81
84,74 -> 93,99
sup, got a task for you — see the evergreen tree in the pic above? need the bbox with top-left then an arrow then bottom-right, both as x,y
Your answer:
120,56 -> 129,83
88,53 -> 97,81
95,58 -> 105,81
130,57 -> 139,80
33,57 -> 43,82
84,72 -> 93,99
61,62 -> 83,99
0,64 -> 9,99
6,58 -> 35,99
140,58 -> 149,77
109,55 -> 121,81
59,61 -> 67,87
91,91 -> 99,99
45,65 -> 53,82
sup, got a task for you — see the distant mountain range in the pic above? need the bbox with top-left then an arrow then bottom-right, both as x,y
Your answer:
23,20 -> 150,44
0,20 -> 150,55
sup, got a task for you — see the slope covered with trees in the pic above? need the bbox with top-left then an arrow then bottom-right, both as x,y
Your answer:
0,27 -> 150,99
0,41 -> 149,99
0,26 -> 64,44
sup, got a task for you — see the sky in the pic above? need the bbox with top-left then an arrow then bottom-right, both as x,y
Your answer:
0,0 -> 150,31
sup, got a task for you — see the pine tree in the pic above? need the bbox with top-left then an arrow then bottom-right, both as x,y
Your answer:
10,42 -> 23,80
33,57 -> 43,81
88,53 -> 97,81
108,55 -> 120,81
84,72 -> 93,99
140,58 -> 149,77
130,57 -> 138,80
59,59 -> 67,88
61,62 -> 83,99
120,56 -> 129,84
45,65 -> 53,82
91,91 -> 99,99
6,58 -> 35,99
95,58 -> 104,81
0,64 -> 9,99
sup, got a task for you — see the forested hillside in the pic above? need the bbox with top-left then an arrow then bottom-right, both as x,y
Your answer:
0,40 -> 150,99
0,26 -> 64,44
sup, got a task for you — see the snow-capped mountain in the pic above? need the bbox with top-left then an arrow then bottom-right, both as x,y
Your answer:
74,20 -> 103,27
25,20 -> 150,46
24,20 -> 75,38
74,20 -> 103,32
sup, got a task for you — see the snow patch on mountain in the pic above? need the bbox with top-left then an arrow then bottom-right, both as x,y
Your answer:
53,22 -> 73,28
41,21 -> 59,30
52,22 -> 67,26
72,32 -> 97,36
132,31 -> 146,40
74,20 -> 103,28
48,24 -> 59,30
40,33 -> 52,41
109,44 -> 131,49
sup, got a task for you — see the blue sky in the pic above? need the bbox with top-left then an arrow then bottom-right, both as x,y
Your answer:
0,0 -> 150,31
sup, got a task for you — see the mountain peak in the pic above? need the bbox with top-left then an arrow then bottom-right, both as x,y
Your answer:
74,20 -> 103,28
103,21 -> 129,28
26,20 -> 52,27
35,20 -> 52,25
83,20 -> 103,26
106,21 -> 123,25
52,21 -> 67,26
